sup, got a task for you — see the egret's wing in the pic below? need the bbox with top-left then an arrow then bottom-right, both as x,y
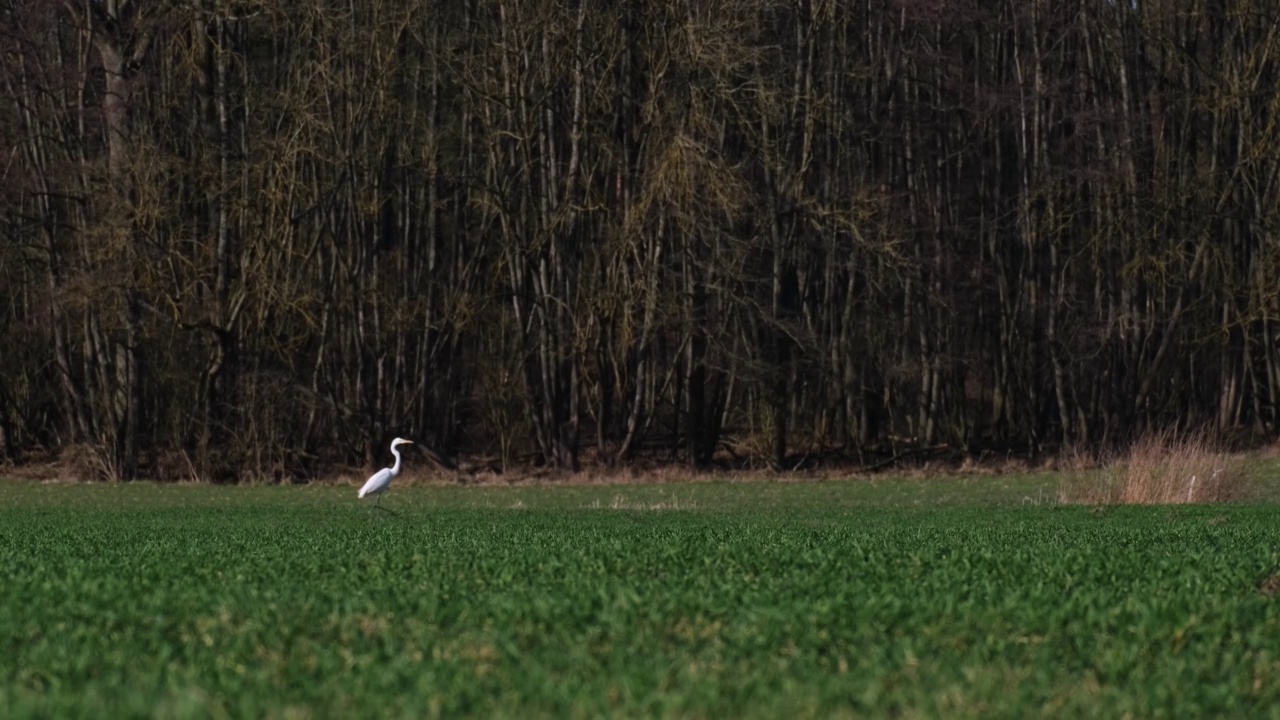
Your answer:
358,468 -> 393,498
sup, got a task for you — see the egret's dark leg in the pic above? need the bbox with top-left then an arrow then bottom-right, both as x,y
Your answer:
374,493 -> 398,515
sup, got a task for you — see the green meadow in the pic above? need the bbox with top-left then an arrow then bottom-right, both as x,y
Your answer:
2,478 -> 1278,718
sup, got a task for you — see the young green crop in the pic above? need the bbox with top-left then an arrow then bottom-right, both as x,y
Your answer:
1,482 -> 1278,718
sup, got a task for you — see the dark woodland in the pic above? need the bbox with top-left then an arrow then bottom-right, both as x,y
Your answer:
2,0 -> 1279,480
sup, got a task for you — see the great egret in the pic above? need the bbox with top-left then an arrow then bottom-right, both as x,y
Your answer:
358,437 -> 413,508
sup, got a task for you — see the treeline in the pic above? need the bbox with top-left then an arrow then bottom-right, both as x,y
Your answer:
2,0 -> 1279,479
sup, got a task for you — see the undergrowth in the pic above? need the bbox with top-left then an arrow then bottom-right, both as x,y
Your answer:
1058,428 -> 1252,505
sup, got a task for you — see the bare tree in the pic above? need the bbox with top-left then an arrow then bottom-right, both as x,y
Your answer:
5,0 -> 1280,479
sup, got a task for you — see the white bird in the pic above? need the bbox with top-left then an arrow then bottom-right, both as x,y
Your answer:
358,437 -> 414,508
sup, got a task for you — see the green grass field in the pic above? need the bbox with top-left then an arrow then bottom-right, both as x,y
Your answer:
2,478 -> 1279,718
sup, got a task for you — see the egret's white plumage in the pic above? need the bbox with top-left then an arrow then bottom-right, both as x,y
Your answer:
359,437 -> 413,505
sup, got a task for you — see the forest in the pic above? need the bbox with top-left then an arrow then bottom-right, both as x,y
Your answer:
2,0 -> 1280,480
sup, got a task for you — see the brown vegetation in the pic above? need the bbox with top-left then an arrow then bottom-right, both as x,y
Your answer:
1261,573 -> 1280,598
1058,429 -> 1252,505
3,1 -> 1280,480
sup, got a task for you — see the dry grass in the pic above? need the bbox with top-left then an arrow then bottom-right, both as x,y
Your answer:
58,443 -> 118,482
583,491 -> 695,511
1058,428 -> 1252,505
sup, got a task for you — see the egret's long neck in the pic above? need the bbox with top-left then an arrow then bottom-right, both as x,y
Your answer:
389,446 -> 403,476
